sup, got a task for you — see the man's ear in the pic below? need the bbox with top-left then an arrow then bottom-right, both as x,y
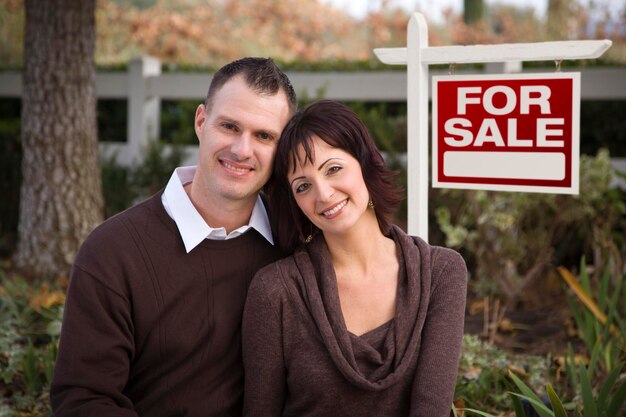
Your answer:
194,104 -> 207,138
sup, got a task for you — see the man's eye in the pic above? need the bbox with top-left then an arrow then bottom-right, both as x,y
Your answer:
258,132 -> 272,141
222,123 -> 237,131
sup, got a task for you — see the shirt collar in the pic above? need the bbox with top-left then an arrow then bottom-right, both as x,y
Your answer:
162,166 -> 274,253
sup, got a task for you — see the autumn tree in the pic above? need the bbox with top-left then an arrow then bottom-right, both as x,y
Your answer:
14,0 -> 103,279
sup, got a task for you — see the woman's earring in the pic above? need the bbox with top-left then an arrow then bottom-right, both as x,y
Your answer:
368,198 -> 375,209
304,223 -> 314,243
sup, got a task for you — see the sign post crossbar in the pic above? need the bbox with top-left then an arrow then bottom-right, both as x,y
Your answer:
373,12 -> 612,241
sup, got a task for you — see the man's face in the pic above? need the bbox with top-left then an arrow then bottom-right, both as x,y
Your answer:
194,75 -> 292,206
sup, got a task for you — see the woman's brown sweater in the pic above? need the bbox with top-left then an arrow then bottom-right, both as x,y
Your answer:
242,225 -> 467,417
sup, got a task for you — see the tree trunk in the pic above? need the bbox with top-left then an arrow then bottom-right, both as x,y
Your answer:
463,0 -> 484,25
14,0 -> 103,279
547,0 -> 570,40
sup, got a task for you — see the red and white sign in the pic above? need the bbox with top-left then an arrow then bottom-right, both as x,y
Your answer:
432,72 -> 580,194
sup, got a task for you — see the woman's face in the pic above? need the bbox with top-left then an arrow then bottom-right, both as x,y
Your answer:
287,135 -> 373,238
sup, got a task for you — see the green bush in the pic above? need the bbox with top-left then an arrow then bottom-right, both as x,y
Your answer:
160,99 -> 198,145
455,334 -> 553,414
461,250 -> 626,417
101,138 -> 188,217
463,363 -> 626,417
434,149 -> 626,304
559,255 -> 626,394
0,268 -> 64,417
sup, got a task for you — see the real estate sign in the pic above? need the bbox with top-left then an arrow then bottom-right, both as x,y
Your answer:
432,72 -> 580,194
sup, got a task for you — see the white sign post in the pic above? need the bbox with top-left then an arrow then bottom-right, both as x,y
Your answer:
374,12 -> 612,241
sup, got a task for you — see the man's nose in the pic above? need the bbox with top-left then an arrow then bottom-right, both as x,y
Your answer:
231,133 -> 252,159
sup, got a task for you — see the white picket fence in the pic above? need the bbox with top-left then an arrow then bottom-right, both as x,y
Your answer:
1,56 -> 625,183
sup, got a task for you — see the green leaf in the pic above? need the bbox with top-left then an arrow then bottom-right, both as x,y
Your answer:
597,363 -> 623,411
22,339 -> 40,395
462,408 -> 498,417
606,375 -> 626,417
579,256 -> 591,294
44,343 -> 57,385
510,393 -> 554,417
566,344 -> 579,390
598,267 -> 610,311
579,362 -> 599,417
509,370 -> 544,404
511,393 -> 526,417
588,338 -> 603,379
546,384 -> 568,417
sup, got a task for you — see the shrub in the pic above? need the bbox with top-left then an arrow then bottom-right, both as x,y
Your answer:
463,363 -> 626,417
0,267 -> 64,416
434,149 -> 626,305
455,334 -> 553,414
101,138 -> 188,217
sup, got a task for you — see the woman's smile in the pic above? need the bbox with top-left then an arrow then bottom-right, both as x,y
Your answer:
321,199 -> 348,219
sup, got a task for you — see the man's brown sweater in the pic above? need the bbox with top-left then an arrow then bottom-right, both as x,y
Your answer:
51,192 -> 283,417
242,225 -> 467,417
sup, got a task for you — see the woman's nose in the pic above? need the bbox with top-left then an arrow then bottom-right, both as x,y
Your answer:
316,181 -> 335,202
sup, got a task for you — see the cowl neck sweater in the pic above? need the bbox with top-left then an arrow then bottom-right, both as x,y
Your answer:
242,224 -> 467,417
296,224 -> 429,390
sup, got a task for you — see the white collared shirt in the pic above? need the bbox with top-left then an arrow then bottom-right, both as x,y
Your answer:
161,166 -> 274,253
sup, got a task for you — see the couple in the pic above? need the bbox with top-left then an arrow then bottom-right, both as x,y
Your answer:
50,57 -> 467,417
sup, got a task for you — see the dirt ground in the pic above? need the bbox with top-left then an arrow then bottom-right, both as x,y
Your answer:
463,272 -> 585,357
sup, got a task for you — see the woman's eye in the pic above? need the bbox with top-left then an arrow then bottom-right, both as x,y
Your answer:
294,183 -> 310,194
327,166 -> 342,175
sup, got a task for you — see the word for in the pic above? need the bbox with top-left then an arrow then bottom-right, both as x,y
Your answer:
443,85 -> 564,148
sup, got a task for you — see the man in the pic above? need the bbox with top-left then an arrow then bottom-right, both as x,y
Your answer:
50,57 -> 297,417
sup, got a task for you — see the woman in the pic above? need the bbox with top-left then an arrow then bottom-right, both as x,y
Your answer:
242,100 -> 467,417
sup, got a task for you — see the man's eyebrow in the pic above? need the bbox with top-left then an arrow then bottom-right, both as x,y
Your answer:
213,115 -> 238,125
214,115 -> 279,138
257,128 -> 280,139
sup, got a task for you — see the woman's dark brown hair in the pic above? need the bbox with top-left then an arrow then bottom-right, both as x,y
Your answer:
266,99 -> 404,253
